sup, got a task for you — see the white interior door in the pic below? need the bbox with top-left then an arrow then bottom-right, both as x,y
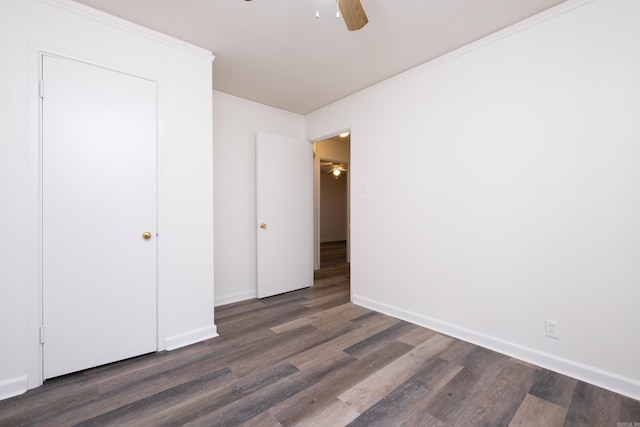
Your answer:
256,132 -> 314,298
42,55 -> 157,379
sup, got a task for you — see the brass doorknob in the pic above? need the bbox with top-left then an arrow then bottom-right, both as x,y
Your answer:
260,223 -> 267,229
142,232 -> 152,240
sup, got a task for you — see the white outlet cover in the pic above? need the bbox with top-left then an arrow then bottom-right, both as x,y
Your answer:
545,320 -> 559,339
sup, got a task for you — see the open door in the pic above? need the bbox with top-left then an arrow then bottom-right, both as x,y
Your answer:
256,132 -> 313,298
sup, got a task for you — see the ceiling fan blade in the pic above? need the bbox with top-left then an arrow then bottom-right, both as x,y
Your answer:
338,0 -> 368,31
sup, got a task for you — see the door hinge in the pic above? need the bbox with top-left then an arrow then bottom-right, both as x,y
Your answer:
40,326 -> 45,344
39,80 -> 45,99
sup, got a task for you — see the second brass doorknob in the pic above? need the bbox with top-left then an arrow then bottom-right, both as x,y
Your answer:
260,223 -> 267,229
142,231 -> 152,240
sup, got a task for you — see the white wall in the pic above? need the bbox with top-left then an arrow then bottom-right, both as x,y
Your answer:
306,0 -> 640,400
0,0 -> 215,400
213,92 -> 305,306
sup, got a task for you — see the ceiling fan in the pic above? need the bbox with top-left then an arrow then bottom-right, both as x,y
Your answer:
321,161 -> 348,177
244,0 -> 368,32
336,0 -> 369,31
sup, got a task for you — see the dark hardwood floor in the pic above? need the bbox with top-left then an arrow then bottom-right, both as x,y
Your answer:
1,241 -> 639,426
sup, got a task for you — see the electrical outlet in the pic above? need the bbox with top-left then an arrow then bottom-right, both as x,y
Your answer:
545,320 -> 559,339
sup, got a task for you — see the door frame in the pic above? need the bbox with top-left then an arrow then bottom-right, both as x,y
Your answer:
312,130 -> 352,270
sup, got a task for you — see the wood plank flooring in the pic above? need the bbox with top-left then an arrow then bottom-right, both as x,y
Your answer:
1,241 -> 639,426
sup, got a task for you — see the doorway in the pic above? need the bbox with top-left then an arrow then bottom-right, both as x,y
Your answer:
313,133 -> 351,270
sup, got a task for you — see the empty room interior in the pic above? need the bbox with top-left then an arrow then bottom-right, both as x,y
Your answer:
1,0 -> 639,425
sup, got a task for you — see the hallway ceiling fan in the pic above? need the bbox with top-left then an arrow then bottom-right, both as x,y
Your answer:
244,0 -> 369,31
321,161 -> 348,177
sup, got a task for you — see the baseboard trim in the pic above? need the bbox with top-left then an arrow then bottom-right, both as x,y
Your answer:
215,290 -> 257,307
352,294 -> 640,401
0,375 -> 28,401
164,325 -> 218,351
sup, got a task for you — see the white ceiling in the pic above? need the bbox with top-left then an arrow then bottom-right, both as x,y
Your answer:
72,0 -> 569,114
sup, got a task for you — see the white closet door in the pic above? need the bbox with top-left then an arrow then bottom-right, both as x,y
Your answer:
256,131 -> 314,298
42,55 -> 158,379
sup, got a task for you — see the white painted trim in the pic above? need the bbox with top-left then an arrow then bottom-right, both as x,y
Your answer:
309,128 -> 352,144
314,149 -> 321,270
42,0 -> 213,60
352,294 -> 640,401
26,43 -> 45,392
0,376 -> 28,401
164,325 -> 218,351
214,290 -> 258,307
